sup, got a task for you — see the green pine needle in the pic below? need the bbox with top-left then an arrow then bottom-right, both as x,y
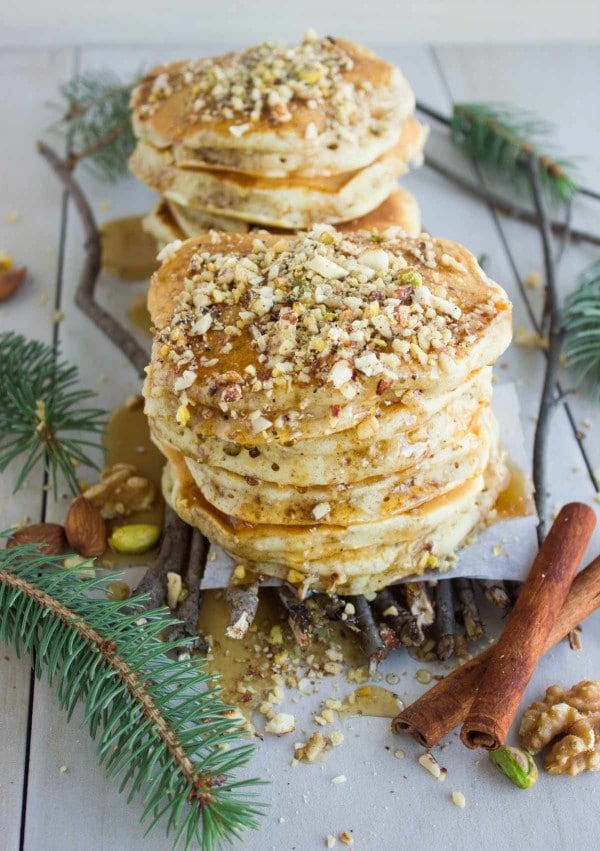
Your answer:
0,537 -> 265,849
563,259 -> 600,402
451,102 -> 579,204
0,332 -> 106,497
56,69 -> 138,182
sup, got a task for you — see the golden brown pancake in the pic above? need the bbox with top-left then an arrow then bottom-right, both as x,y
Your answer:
129,117 -> 427,228
130,35 -> 415,178
143,186 -> 422,248
143,228 -> 512,594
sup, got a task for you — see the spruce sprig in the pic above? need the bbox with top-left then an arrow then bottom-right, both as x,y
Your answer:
0,332 -> 106,497
56,69 -> 138,182
563,259 -> 600,401
0,539 -> 264,849
450,102 -> 578,203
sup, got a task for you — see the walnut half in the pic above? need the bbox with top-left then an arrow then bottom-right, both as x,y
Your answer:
83,463 -> 156,518
519,681 -> 600,777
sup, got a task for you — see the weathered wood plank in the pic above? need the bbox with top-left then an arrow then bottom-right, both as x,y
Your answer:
0,47 -> 75,851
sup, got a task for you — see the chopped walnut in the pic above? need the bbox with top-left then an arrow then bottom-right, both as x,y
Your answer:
544,713 -> 600,776
83,463 -> 156,518
519,681 -> 600,776
519,702 -> 583,754
295,732 -> 328,763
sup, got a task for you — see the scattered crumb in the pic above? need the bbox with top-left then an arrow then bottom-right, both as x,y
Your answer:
595,493 -> 600,504
331,774 -> 347,784
418,752 -> 442,778
394,749 -> 405,760
451,791 -> 466,809
493,545 -> 507,557
265,713 -> 295,735
278,817 -> 285,824
415,669 -> 432,685
326,836 -> 337,849
513,327 -> 548,349
295,732 -> 328,763
6,211 -> 19,223
339,831 -> 354,847
386,673 -> 400,685
53,309 -> 64,323
525,271 -> 541,289
329,730 -> 344,747
59,765 -> 68,774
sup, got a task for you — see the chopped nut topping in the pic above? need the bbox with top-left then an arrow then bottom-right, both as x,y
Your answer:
295,732 -> 328,763
451,791 -> 466,808
133,34 -> 379,139
83,463 -> 156,519
265,712 -> 296,735
157,228 -> 500,420
418,751 -> 442,778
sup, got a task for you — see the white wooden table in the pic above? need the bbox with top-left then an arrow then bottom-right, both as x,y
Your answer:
1,42 -> 600,851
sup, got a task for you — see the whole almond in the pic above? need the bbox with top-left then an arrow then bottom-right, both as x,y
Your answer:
0,267 -> 27,302
7,522 -> 67,555
65,496 -> 107,557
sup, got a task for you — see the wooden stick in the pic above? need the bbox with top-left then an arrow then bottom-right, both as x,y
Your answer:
435,579 -> 456,660
171,529 -> 210,654
454,578 -> 484,640
350,595 -> 388,674
393,507 -> 597,747
393,548 -> 600,747
226,581 -> 260,640
132,505 -> 191,611
278,584 -> 313,647
372,588 -> 422,647
478,579 -> 511,610
37,142 -> 150,378
460,503 -> 595,750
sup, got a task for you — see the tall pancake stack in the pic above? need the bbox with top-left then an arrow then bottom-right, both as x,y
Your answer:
129,33 -> 428,245
143,227 -> 513,596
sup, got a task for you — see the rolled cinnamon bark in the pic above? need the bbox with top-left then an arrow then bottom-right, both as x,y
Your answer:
393,544 -> 600,748
460,503 -> 595,750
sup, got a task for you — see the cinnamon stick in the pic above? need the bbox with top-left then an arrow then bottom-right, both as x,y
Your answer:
393,548 -> 600,748
460,503 -> 595,750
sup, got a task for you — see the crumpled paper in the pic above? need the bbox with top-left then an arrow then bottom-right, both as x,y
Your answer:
200,382 -> 538,589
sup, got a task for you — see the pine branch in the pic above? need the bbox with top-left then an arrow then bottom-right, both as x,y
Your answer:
0,538 -> 265,849
55,70 -> 139,182
450,102 -> 579,204
563,259 -> 600,401
0,332 -> 106,497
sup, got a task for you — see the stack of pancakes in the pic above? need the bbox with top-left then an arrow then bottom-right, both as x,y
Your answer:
143,227 -> 513,596
129,33 -> 428,246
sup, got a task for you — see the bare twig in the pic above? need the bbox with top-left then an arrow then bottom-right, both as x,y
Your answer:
529,154 -> 564,542
37,142 -> 150,377
477,579 -> 511,610
132,505 -> 191,611
505,580 -> 523,606
278,584 -> 313,647
349,595 -> 388,674
171,529 -> 210,654
424,155 -> 600,248
372,588 -> 422,647
226,581 -> 260,640
435,580 -> 456,660
401,582 -> 435,627
453,578 -> 484,640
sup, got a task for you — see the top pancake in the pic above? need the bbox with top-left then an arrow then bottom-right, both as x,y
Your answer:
145,228 -> 512,445
130,34 -> 414,177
